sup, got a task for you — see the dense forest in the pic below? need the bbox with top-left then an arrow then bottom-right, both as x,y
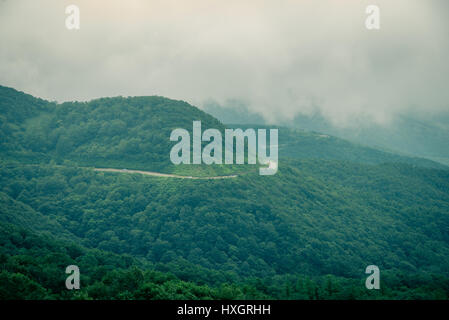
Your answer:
1,85 -> 449,299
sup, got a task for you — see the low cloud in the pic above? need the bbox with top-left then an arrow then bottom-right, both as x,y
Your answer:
1,0 -> 448,126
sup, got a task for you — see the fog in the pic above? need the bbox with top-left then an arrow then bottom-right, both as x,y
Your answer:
1,0 -> 448,126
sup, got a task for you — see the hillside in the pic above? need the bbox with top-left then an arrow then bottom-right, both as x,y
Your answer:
1,85 -> 449,299
289,112 -> 449,166
0,85 -> 242,176
204,101 -> 449,166
2,160 -> 448,278
229,124 -> 446,169
2,85 -> 444,172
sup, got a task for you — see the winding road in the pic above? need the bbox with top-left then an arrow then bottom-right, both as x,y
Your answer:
93,168 -> 238,179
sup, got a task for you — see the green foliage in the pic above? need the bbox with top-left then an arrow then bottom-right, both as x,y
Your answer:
1,85 -> 230,175
1,162 -> 448,290
1,223 -> 447,300
230,124 -> 447,169
1,85 -> 449,300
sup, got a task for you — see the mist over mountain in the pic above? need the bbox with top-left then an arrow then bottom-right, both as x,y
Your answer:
203,100 -> 266,125
203,101 -> 449,166
1,0 -> 449,303
2,1 -> 448,125
0,85 -> 233,176
290,112 -> 449,166
1,86 -> 449,299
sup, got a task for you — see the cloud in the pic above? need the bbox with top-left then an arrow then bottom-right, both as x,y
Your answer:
0,0 -> 448,126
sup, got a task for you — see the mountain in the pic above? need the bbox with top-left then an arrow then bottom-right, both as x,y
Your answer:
289,112 -> 449,166
2,85 -> 444,171
230,125 -> 446,169
202,100 -> 266,125
203,101 -> 449,166
1,85 -> 449,299
0,85 -> 232,176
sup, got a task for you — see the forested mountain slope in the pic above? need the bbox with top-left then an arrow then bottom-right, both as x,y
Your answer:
1,161 -> 448,282
0,85 -> 230,175
1,85 -> 449,299
289,112 -> 449,166
228,125 -> 446,169
203,101 -> 449,166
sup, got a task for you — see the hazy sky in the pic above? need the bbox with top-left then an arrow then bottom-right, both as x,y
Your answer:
1,0 -> 448,126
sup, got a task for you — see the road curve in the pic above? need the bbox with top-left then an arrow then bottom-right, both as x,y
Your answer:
93,168 -> 238,179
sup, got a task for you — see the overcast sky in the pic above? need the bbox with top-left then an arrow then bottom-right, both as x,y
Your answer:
0,0 -> 448,126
